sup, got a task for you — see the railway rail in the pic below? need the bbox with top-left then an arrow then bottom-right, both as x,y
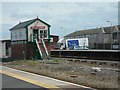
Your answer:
50,50 -> 120,61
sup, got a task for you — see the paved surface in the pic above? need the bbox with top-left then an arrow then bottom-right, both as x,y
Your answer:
0,66 -> 95,90
1,73 -> 48,90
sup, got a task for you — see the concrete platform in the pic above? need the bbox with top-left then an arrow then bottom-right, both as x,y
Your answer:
0,66 -> 95,90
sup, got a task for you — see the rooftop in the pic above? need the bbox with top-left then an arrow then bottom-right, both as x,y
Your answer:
65,25 -> 120,37
10,17 -> 50,30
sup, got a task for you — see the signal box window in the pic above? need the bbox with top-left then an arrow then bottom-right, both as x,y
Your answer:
44,30 -> 47,38
40,30 -> 47,38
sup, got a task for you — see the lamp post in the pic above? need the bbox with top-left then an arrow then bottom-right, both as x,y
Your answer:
59,27 -> 63,59
60,26 -> 66,38
106,20 -> 113,50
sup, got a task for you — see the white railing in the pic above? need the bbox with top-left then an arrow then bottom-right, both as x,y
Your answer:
41,37 -> 49,56
35,38 -> 43,58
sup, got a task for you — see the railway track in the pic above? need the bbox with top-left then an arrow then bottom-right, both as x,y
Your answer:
50,50 -> 120,61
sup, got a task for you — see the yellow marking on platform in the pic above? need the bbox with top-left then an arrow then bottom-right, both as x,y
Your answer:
0,70 -> 62,90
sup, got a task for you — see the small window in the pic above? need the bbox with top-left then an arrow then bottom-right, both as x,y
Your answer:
40,30 -> 47,38
113,32 -> 117,39
40,30 -> 43,38
44,30 -> 47,38
15,32 -> 17,38
19,32 -> 22,39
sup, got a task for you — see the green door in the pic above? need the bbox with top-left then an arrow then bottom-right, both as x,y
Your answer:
34,44 -> 41,60
33,29 -> 39,40
33,29 -> 41,60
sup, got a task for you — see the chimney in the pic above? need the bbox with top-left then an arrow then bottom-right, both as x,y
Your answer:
36,16 -> 38,19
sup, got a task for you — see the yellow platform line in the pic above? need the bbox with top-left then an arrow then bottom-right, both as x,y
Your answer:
0,70 -> 62,90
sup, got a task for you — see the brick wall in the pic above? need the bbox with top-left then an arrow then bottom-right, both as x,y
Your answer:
11,43 -> 35,60
11,43 -> 26,59
27,43 -> 34,59
11,35 -> 58,60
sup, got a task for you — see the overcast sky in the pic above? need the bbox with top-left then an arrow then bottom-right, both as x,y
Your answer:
1,1 -> 119,40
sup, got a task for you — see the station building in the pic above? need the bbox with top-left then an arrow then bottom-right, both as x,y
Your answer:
65,25 -> 120,50
9,17 -> 59,60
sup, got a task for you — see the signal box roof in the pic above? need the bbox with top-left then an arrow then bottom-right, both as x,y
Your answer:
10,18 -> 51,30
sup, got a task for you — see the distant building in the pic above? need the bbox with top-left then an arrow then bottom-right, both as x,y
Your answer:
0,39 -> 11,58
9,17 -> 59,60
112,25 -> 120,50
65,25 -> 120,50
